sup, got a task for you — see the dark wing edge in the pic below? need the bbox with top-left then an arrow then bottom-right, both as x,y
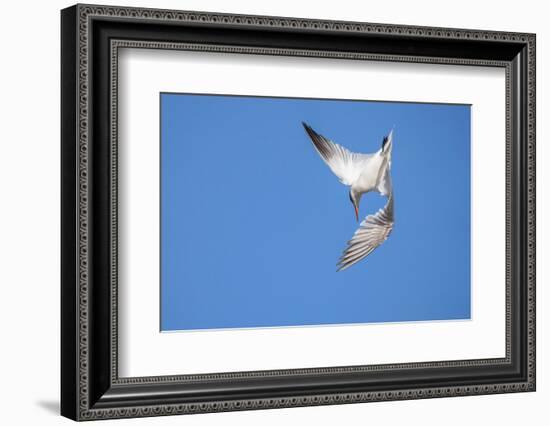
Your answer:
302,122 -> 336,163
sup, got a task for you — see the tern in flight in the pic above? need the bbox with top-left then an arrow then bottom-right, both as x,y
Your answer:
302,122 -> 395,271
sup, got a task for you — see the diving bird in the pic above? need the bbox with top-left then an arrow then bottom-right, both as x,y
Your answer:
302,122 -> 395,271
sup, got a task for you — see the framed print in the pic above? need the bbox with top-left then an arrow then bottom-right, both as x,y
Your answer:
61,4 -> 536,421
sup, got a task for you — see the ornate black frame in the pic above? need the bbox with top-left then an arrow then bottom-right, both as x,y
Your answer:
61,3 -> 536,421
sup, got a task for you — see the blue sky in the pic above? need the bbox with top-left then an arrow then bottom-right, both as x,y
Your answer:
160,93 -> 471,331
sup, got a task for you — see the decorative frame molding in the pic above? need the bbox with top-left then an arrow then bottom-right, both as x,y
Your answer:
61,3 -> 535,421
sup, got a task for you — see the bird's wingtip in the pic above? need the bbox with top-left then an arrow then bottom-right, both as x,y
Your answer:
336,261 -> 350,272
302,122 -> 319,138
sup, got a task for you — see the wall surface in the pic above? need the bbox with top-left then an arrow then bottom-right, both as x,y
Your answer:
0,0 -> 546,424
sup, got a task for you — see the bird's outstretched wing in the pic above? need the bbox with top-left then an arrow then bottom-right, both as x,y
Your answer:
337,194 -> 394,271
302,122 -> 372,186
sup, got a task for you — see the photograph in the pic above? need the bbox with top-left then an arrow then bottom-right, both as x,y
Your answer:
160,93 -> 471,331
56,2 -> 536,421
0,0 -> 543,423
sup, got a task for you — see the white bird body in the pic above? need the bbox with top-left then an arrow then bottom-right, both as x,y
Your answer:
302,122 -> 394,271
352,149 -> 392,197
